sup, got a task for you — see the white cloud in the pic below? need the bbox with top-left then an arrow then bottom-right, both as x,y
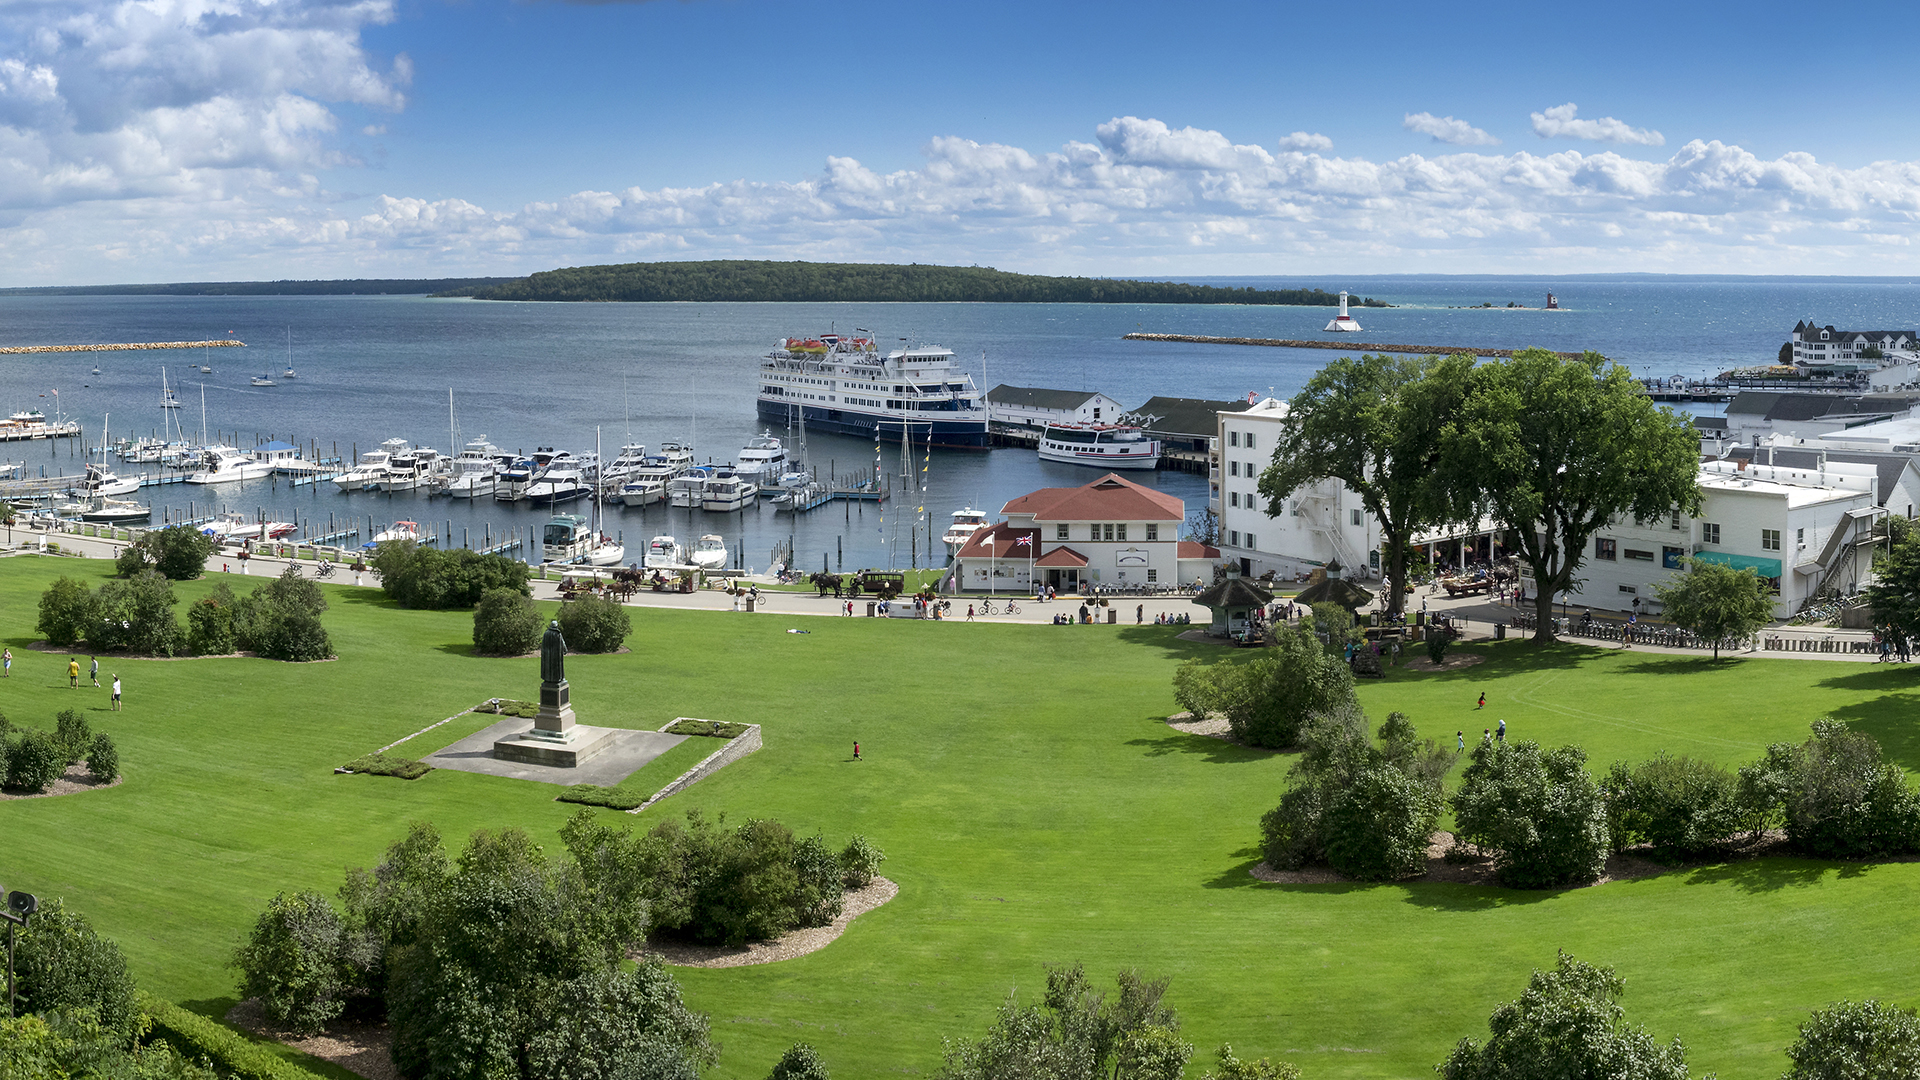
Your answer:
1531,103 -> 1665,146
1402,112 -> 1500,147
1277,131 -> 1332,152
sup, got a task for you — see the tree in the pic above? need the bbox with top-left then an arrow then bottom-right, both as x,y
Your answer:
90,569 -> 186,656
1260,352 -> 1475,617
1736,719 -> 1920,859
937,965 -> 1191,1080
5,728 -> 65,792
1185,507 -> 1220,547
36,575 -> 96,647
1653,558 -> 1774,659
558,591 -> 632,653
1171,625 -> 1356,749
234,566 -> 333,662
473,587 -> 544,655
1866,534 -> 1920,658
1436,952 -> 1707,1080
1451,740 -> 1610,888
1602,753 -> 1755,858
1784,1000 -> 1920,1080
1446,349 -> 1702,643
1260,707 -> 1452,879
1202,1045 -> 1301,1080
86,732 -> 119,783
11,899 -> 141,1045
374,541 -> 532,610
768,1042 -> 830,1080
123,525 -> 215,580
233,891 -> 351,1036
187,582 -> 238,655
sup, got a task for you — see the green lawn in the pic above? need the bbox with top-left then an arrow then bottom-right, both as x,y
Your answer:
2,554 -> 1918,1079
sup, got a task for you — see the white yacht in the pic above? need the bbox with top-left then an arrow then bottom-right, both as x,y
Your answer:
435,437 -> 506,499
333,445 -> 397,493
1037,423 -> 1160,470
363,520 -> 422,549
526,466 -> 589,505
734,434 -> 788,486
655,441 -> 695,472
688,534 -> 727,570
942,507 -> 990,556
159,369 -> 183,410
76,462 -> 140,499
250,374 -> 277,387
644,535 -> 683,568
78,498 -> 151,523
373,445 -> 443,492
701,471 -> 759,513
668,467 -> 712,509
493,457 -> 540,502
599,442 -> 650,487
187,446 -> 276,484
620,478 -> 667,507
200,511 -> 265,541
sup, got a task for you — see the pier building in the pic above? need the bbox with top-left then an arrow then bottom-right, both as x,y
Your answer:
951,473 -> 1216,592
985,385 -> 1125,429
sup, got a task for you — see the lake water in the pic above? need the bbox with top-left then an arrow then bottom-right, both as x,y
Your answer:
5,276 -> 1919,570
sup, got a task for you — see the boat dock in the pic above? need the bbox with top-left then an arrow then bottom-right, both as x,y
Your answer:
783,486 -> 882,513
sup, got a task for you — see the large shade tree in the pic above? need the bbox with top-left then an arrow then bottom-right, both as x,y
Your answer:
1651,557 -> 1775,659
1446,349 -> 1701,642
1258,352 -> 1475,617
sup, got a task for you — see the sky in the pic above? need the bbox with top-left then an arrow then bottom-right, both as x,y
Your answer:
4,0 -> 1920,285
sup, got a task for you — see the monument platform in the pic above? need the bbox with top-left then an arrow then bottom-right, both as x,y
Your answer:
428,717 -> 688,786
491,724 -> 619,768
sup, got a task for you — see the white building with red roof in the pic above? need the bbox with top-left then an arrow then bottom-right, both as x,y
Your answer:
952,473 -> 1218,593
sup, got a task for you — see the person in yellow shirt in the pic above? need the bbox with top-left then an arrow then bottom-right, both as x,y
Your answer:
68,658 -> 79,688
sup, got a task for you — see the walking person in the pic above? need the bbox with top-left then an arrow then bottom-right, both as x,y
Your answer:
852,741 -> 861,761
110,674 -> 121,711
68,658 -> 79,688
1477,692 -> 1486,710
1136,603 -> 1144,625
1497,718 -> 1506,743
1456,730 -> 1465,751
2,647 -> 10,677
966,604 -> 975,621
90,656 -> 99,687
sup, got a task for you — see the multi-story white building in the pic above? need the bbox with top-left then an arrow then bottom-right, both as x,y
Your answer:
986,385 -> 1126,429
1789,320 -> 1916,365
952,472 -> 1217,592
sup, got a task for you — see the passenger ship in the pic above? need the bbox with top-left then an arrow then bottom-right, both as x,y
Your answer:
755,333 -> 988,449
1037,423 -> 1160,469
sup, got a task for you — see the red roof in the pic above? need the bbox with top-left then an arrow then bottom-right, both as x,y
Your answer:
1000,473 -> 1184,522
1177,541 -> 1220,559
1032,546 -> 1089,568
955,522 -> 1040,560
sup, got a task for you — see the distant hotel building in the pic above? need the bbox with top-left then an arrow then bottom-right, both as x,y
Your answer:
1789,320 -> 1916,365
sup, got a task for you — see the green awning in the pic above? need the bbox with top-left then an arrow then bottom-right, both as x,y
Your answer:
1693,551 -> 1783,578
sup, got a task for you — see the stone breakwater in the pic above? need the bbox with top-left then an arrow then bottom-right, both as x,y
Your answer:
1122,333 -> 1589,360
0,339 -> 247,354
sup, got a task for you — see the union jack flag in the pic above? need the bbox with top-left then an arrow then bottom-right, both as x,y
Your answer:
1014,535 -> 1033,547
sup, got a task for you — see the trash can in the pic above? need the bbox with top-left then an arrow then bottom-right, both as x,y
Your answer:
1495,623 -> 1506,640
866,602 -> 876,617
1107,609 -> 1118,624
745,598 -> 756,613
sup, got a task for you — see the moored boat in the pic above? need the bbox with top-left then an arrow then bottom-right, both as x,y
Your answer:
943,507 -> 990,555
187,446 -> 276,484
700,471 -> 759,512
688,534 -> 727,570
619,478 -> 666,507
755,331 -> 988,448
644,535 -> 683,568
1037,423 -> 1160,470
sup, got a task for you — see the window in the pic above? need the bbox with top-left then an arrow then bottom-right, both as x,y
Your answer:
1229,530 -> 1240,546
1230,492 -> 1239,508
1762,528 -> 1781,551
1145,524 -> 1158,541
1702,523 -> 1721,545
1229,431 -> 1239,447
1147,569 -> 1158,582
1671,510 -> 1682,530
1797,527 -> 1806,545
1246,433 -> 1255,450
1619,584 -> 1638,594
1229,460 -> 1239,477
1104,524 -> 1115,541
1116,525 -> 1127,541
1596,538 -> 1617,560
1245,532 -> 1256,548
1057,523 -> 1068,540
1625,548 -> 1654,562
1351,509 -> 1363,527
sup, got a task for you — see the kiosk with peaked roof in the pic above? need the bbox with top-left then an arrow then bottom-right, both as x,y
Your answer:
1192,565 -> 1274,636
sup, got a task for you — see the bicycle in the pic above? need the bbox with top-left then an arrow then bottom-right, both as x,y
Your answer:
1003,600 -> 1021,614
978,600 -> 999,615
316,561 -> 336,579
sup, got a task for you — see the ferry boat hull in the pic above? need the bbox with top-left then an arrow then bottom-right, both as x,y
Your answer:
756,400 -> 987,449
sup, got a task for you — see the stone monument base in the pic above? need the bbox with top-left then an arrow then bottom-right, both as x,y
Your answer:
491,724 -> 619,769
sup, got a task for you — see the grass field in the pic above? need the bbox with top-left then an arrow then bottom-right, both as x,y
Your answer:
2,553 -> 1918,1079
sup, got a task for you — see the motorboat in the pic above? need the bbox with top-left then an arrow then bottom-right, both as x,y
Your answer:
619,478 -> 666,507
655,441 -> 695,472
668,467 -> 713,508
734,433 -> 788,486
363,520 -> 422,549
688,534 -> 727,571
1036,423 -> 1160,470
187,445 -> 276,484
120,437 -> 166,463
250,374 -> 277,387
78,498 -> 151,523
644,535 -> 682,568
542,513 -> 623,565
600,443 -> 650,487
701,471 -> 759,513
333,445 -> 397,493
525,466 -> 589,505
493,457 -> 541,502
435,437 -> 506,499
373,445 -> 443,492
943,507 -> 991,555
201,511 -> 265,541
76,462 -> 140,499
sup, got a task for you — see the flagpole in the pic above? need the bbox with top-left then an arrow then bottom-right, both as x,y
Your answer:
987,534 -> 995,598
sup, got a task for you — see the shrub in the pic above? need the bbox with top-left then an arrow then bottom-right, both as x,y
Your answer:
1201,1044 -> 1302,1080
1173,626 -> 1355,749
938,965 -> 1190,1080
768,1042 -> 830,1080
1435,952 -> 1702,1080
790,835 -> 844,928
258,562 -> 328,617
54,708 -> 91,764
6,728 -> 67,792
1784,999 -> 1920,1080
134,525 -> 216,580
1739,719 -> 1920,859
839,835 -> 886,889
232,890 -> 351,1036
89,570 -> 186,656
375,541 -> 532,610
1,1009 -> 219,1080
1451,740 -> 1610,888
113,544 -> 148,578
342,753 -> 432,780
1602,753 -> 1754,858
473,587 -> 543,655
558,591 -> 632,653
1259,708 -> 1450,880
187,582 -> 238,655
665,719 -> 750,739
521,963 -> 713,1080
36,575 -> 96,646
557,784 -> 649,810
643,811 -> 802,946
87,732 -> 120,783
12,898 -> 141,1044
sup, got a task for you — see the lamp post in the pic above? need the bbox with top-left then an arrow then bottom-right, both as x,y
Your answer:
985,534 -> 995,598
3,888 -> 38,1018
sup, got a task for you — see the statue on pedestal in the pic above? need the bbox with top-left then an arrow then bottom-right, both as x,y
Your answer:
541,620 -> 567,687
535,620 -> 575,735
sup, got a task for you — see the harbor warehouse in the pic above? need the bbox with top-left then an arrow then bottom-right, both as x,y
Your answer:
953,473 -> 1212,592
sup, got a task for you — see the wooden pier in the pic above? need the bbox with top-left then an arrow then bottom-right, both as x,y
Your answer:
784,487 -> 882,513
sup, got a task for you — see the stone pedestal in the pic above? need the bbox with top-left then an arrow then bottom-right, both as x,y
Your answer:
536,678 -> 576,735
492,677 -> 614,768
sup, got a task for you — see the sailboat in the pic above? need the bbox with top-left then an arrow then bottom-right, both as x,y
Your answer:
159,368 -> 182,409
282,327 -> 298,379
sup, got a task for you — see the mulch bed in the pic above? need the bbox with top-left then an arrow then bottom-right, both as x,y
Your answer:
24,641 -> 334,662
1164,712 -> 1281,753
635,877 -> 899,969
226,999 -> 397,1080
0,763 -> 122,801
1399,653 -> 1485,673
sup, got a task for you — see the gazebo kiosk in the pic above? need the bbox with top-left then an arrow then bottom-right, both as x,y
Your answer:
1192,567 -> 1274,637
1292,559 -> 1375,614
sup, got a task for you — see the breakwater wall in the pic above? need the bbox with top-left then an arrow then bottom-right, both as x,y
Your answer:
1123,333 -> 1587,360
0,339 -> 247,355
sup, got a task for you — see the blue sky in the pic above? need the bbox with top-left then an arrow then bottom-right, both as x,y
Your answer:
3,0 -> 1919,284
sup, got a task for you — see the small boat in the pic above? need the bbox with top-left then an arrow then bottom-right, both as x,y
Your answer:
78,498 -> 151,523
1037,422 -> 1160,470
943,507 -> 990,555
187,446 -> 276,484
333,445 -> 397,493
688,534 -> 727,570
364,520 -> 421,549
250,374 -> 277,387
281,328 -> 298,379
90,365 -> 101,376
734,433 -> 788,486
701,471 -> 759,513
619,478 -> 666,507
525,466 -> 589,505
644,535 -> 682,568
76,462 -> 140,499
198,365 -> 212,374
668,467 -> 712,508
160,368 -> 182,409
201,511 -> 265,541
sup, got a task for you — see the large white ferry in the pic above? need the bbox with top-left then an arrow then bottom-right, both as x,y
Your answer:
1037,423 -> 1160,470
756,332 -> 988,449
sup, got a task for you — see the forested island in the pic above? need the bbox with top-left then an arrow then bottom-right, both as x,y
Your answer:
0,277 -> 515,297
440,260 -> 1392,306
